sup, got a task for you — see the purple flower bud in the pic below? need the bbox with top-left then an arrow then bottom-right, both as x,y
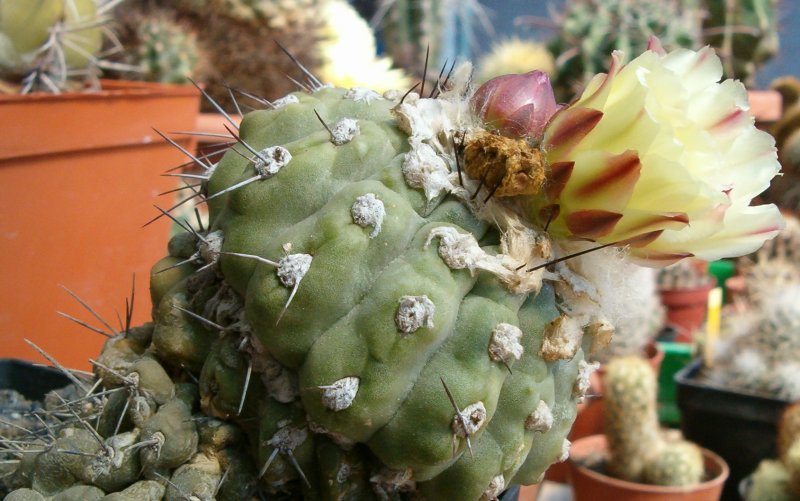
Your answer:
471,71 -> 561,139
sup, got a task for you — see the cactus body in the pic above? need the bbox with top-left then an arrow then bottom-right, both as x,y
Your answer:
604,356 -> 704,486
745,404 -> 800,500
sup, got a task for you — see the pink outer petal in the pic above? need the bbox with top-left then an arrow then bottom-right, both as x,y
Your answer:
565,210 -> 623,239
543,108 -> 604,157
627,249 -> 695,267
609,211 -> 690,243
503,103 -> 537,138
575,150 -> 641,198
546,161 -> 575,199
646,36 -> 667,55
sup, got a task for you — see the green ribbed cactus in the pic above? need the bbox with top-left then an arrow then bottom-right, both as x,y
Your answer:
3,75 -> 598,500
547,0 -> 703,100
604,356 -> 704,486
132,11 -> 201,84
701,0 -> 779,85
744,403 -> 800,500
0,0 -> 111,93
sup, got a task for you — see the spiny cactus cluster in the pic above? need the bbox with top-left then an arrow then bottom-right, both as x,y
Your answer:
604,356 -> 704,486
546,0 -> 702,100
764,77 -> 800,211
0,0 -> 118,93
744,403 -> 800,500
116,9 -> 202,84
657,259 -> 715,290
701,0 -> 779,85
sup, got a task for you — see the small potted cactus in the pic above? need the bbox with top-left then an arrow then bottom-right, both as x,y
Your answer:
1,34 -> 783,500
676,215 -> 800,499
657,259 -> 716,342
741,403 -> 800,500
0,0 -> 201,369
568,356 -> 728,500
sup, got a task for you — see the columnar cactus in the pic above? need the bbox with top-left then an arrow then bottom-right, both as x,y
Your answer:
745,403 -> 800,500
604,356 -> 704,486
2,39 -> 782,499
701,0 -> 779,85
546,0 -> 702,100
0,0 -> 114,93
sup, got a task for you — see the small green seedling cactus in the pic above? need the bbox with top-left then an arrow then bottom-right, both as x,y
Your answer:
128,11 -> 201,84
0,0 -> 120,93
604,356 -> 704,486
744,403 -> 800,500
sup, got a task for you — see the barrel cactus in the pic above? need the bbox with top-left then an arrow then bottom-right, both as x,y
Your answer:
3,38 -> 783,500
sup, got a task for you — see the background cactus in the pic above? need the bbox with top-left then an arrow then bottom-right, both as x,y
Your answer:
701,0 -> 779,86
603,356 -> 704,486
0,0 -> 117,93
475,38 -> 555,85
546,0 -> 703,100
744,403 -> 800,500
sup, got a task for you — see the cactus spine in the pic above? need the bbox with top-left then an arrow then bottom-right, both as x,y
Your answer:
604,356 -> 704,486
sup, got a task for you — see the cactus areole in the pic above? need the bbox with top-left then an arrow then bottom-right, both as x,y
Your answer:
5,42 -> 783,500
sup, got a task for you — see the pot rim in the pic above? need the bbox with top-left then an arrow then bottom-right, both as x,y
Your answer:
567,434 -> 729,494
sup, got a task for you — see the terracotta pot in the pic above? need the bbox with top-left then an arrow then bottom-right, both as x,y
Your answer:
0,80 -> 200,370
546,344 -> 665,483
568,435 -> 729,501
659,283 -> 715,343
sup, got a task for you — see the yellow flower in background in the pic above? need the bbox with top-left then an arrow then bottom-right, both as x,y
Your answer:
476,38 -> 555,85
536,40 -> 783,265
316,0 -> 411,93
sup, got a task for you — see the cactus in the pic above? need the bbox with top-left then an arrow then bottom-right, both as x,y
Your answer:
744,403 -> 800,500
603,356 -> 704,486
547,0 -> 703,100
700,0 -> 779,85
657,258 -> 714,290
117,9 -> 202,84
475,38 -> 555,85
0,0 -> 117,93
374,0 -> 486,79
2,38 -> 782,499
763,77 -> 800,211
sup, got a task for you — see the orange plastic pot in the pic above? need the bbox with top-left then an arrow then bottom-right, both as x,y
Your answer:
0,80 -> 200,370
659,283 -> 714,343
545,343 -> 665,483
568,435 -> 728,501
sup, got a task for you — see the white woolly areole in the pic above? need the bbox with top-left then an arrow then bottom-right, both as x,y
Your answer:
425,226 -> 501,273
254,146 -> 292,177
480,475 -> 505,501
540,314 -> 583,361
573,360 -> 600,402
452,401 -> 487,438
345,87 -> 382,103
272,94 -> 299,109
558,439 -> 571,463
525,400 -> 554,433
395,295 -> 435,334
330,118 -> 360,145
276,253 -> 312,288
488,323 -> 524,363
320,376 -> 360,411
267,423 -> 308,451
199,230 -> 224,265
401,140 -> 454,202
775,363 -> 800,400
351,193 -> 385,238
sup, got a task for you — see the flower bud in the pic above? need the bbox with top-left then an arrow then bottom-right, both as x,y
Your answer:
471,71 -> 561,139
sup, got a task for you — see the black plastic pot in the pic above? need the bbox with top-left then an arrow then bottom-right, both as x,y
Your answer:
675,359 -> 791,501
0,358 -> 71,401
